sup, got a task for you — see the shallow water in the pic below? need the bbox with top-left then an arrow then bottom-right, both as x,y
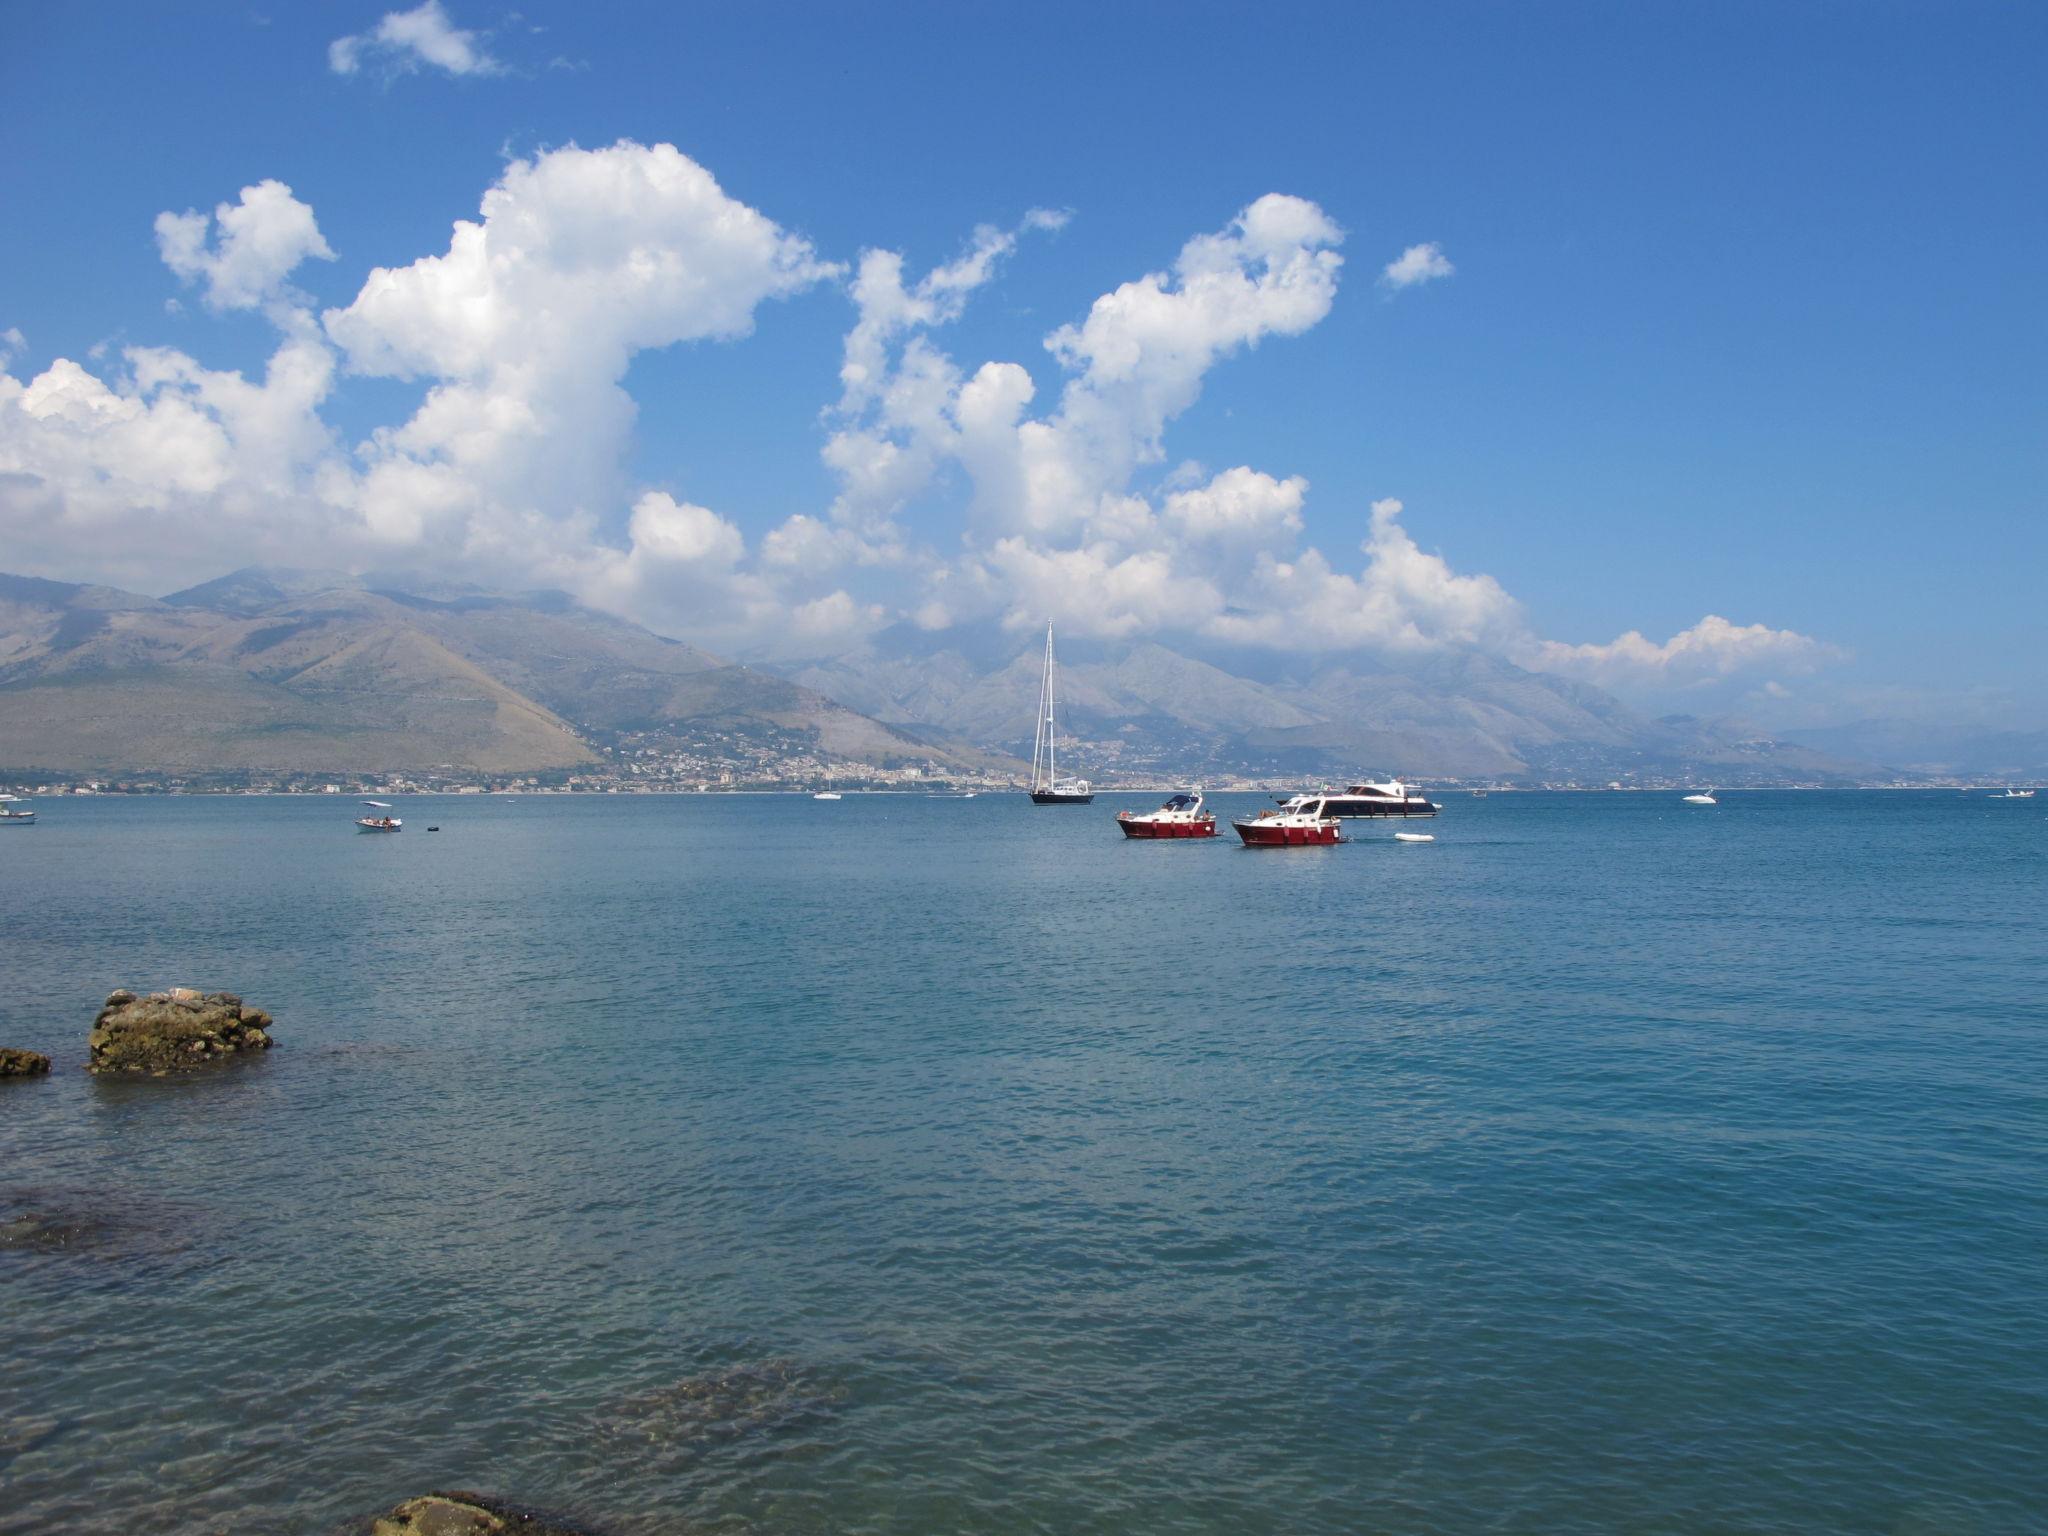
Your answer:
2,791 -> 2043,1534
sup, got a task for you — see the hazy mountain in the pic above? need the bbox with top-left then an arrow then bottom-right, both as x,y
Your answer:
1778,719 -> 2048,780
0,570 -> 1013,779
775,625 -> 1866,783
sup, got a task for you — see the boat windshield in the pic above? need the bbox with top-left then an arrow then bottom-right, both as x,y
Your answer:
1164,795 -> 1196,809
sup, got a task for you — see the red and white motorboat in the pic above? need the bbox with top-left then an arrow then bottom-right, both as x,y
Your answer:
1117,790 -> 1216,839
1233,798 -> 1343,847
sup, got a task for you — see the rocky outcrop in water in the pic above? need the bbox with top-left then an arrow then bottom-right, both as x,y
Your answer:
86,988 -> 275,1075
0,1048 -> 50,1078
362,1491 -> 612,1536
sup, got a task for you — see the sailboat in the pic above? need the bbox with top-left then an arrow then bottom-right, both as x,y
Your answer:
1027,620 -> 1093,804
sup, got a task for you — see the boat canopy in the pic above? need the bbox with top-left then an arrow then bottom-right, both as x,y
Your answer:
1163,794 -> 1198,809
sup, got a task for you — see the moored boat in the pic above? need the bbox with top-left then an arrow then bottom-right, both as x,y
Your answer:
1234,798 -> 1343,847
356,799 -> 403,832
0,793 -> 35,825
1026,620 -> 1093,804
1683,789 -> 1717,805
1117,791 -> 1216,839
1276,777 -> 1437,818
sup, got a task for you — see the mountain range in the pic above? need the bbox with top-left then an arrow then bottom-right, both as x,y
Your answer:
776,624 -> 1866,784
0,569 -> 1012,780
2,566 -> 2034,785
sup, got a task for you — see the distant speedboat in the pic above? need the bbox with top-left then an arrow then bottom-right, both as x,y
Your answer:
356,799 -> 402,832
1683,790 -> 1717,805
1026,620 -> 1093,804
1117,790 -> 1216,839
1998,788 -> 2036,799
1395,832 -> 1435,843
1234,798 -> 1343,847
0,793 -> 35,825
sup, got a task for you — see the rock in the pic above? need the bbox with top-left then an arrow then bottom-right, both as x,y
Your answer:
0,1049 -> 51,1079
86,988 -> 277,1076
362,1491 -> 613,1536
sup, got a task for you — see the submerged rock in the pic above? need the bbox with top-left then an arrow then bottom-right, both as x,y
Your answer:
0,1048 -> 51,1078
362,1490 -> 613,1536
86,988 -> 275,1076
0,1187 -> 203,1266
0,1198 -> 108,1254
598,1357 -> 846,1445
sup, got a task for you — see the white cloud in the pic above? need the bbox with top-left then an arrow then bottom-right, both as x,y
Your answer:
1529,614 -> 1841,688
814,191 -> 1346,622
2,143 -> 834,616
0,157 -> 1839,699
330,1 -> 501,78
1207,499 -> 1523,653
983,537 -> 1224,640
323,139 -> 835,563
1162,466 -> 1306,544
155,181 -> 335,314
624,491 -> 744,571
1380,241 -> 1454,290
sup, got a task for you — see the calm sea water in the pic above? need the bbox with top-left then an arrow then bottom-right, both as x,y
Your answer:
1,791 -> 2043,1535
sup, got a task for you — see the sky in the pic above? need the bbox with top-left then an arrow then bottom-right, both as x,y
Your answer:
1,0 -> 2042,730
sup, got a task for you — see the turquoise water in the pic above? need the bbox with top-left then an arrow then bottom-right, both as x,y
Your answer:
1,791 -> 2043,1534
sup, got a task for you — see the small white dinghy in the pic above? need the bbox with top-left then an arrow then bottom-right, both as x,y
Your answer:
1394,832 -> 1435,843
356,799 -> 402,832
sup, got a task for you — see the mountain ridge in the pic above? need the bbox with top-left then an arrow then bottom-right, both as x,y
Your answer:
769,628 -> 1867,784
0,569 -> 1015,780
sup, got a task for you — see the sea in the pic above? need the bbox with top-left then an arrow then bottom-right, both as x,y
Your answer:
1,790 -> 2042,1535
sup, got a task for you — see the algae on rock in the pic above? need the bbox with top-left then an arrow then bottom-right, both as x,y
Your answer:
86,988 -> 276,1075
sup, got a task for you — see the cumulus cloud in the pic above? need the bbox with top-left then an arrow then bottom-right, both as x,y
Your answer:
1162,466 -> 1305,544
2,143 -> 840,625
812,191 -> 1346,627
330,1 -> 501,78
323,139 -> 835,567
1380,241 -> 1454,290
1208,499 -> 1523,653
1529,614 -> 1842,689
154,181 -> 335,314
0,155 -> 1836,693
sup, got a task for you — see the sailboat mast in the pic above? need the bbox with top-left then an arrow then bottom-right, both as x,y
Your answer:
1045,621 -> 1057,787
1030,622 -> 1050,791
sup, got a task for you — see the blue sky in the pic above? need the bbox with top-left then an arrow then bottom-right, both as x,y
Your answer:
1,1 -> 2041,727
